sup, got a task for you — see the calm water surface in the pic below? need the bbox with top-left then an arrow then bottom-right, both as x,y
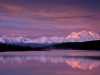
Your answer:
0,50 -> 100,75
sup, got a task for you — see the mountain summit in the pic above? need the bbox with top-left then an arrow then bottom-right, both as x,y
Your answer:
0,30 -> 100,44
66,30 -> 100,42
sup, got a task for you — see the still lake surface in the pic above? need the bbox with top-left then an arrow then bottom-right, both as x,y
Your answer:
0,50 -> 100,75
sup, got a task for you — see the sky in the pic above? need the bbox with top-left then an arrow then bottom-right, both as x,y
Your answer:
0,0 -> 100,38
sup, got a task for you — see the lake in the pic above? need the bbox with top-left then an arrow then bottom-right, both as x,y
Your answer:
0,50 -> 100,75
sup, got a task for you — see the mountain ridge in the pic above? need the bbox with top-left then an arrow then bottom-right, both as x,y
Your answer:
0,30 -> 100,44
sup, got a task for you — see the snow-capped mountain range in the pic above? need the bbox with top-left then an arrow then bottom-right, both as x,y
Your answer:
0,30 -> 100,44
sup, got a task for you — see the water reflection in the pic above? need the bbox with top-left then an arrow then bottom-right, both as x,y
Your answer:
0,55 -> 100,70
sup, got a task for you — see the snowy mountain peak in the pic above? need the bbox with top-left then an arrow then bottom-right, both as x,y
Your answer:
1,35 -> 9,39
78,30 -> 98,36
0,35 -> 30,43
0,30 -> 100,44
0,35 -> 10,43
66,30 -> 100,42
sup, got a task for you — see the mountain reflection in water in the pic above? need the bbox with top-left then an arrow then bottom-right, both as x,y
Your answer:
0,55 -> 100,70
0,50 -> 100,75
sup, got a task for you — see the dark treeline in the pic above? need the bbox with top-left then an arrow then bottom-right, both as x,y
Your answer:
43,40 -> 100,50
0,43 -> 44,52
0,40 -> 100,52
